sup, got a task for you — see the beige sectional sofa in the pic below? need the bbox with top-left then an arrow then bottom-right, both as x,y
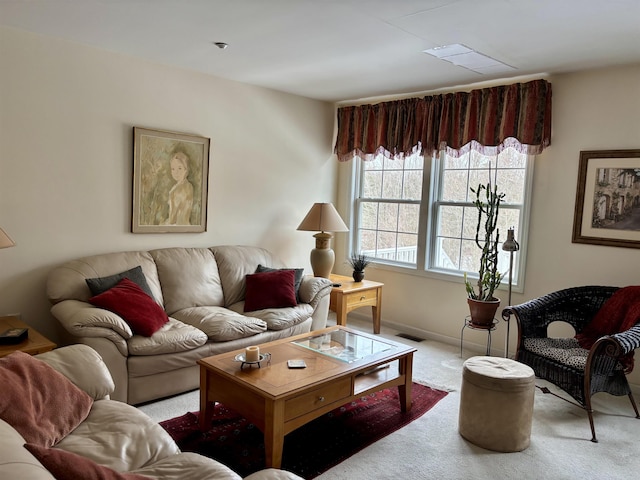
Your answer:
47,245 -> 332,405
0,344 -> 303,480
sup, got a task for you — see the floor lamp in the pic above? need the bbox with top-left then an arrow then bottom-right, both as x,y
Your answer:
502,228 -> 519,358
297,203 -> 348,278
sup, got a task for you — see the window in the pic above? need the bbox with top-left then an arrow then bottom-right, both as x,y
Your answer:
352,147 -> 532,287
354,154 -> 423,265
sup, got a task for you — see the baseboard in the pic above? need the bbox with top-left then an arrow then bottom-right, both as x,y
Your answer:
382,317 -> 494,356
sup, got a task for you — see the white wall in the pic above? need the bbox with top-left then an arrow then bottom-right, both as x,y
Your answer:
0,27 -> 336,343
335,64 -> 640,386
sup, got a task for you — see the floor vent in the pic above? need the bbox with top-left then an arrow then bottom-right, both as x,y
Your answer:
396,333 -> 425,342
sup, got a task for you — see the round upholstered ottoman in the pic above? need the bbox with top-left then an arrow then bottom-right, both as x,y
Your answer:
458,356 -> 535,452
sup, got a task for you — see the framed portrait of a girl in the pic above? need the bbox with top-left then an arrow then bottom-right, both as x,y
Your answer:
132,127 -> 210,233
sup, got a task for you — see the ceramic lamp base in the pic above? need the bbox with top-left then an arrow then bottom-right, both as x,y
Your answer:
310,232 -> 334,278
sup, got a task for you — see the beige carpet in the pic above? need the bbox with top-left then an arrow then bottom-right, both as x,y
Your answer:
139,316 -> 640,480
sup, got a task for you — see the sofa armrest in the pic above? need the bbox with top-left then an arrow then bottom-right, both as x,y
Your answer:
51,299 -> 131,356
299,277 -> 332,331
310,295 -> 330,331
35,344 -> 115,400
298,276 -> 332,307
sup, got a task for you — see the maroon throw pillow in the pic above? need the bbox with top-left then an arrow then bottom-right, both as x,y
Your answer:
0,352 -> 93,447
89,278 -> 168,337
244,269 -> 297,312
256,264 -> 304,302
24,443 -> 152,480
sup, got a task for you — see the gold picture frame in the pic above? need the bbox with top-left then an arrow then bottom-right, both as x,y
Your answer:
132,127 -> 209,233
572,149 -> 640,248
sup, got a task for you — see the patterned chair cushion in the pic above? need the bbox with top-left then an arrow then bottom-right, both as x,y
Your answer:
523,338 -> 589,370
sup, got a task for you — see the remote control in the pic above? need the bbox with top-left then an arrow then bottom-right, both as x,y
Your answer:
287,359 -> 307,369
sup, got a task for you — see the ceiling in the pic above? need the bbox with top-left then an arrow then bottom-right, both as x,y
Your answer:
2,0 -> 640,103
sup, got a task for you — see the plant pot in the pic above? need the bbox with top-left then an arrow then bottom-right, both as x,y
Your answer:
467,297 -> 500,329
352,270 -> 365,282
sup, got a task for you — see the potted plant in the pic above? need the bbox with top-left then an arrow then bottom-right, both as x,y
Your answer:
464,178 -> 506,328
347,253 -> 371,282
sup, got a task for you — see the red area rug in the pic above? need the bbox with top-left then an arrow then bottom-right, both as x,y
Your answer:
160,383 -> 447,479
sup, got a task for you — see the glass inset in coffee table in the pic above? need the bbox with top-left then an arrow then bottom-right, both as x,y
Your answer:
292,327 -> 396,363
197,326 -> 416,469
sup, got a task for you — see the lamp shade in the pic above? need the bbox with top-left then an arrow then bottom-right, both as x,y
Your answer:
0,228 -> 15,249
297,203 -> 348,233
502,228 -> 520,252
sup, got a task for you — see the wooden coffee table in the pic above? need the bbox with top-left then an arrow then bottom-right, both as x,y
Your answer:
197,326 -> 416,468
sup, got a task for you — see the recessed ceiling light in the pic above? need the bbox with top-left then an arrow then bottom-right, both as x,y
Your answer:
423,43 -> 515,75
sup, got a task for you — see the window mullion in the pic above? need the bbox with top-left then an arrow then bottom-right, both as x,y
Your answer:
415,154 -> 431,269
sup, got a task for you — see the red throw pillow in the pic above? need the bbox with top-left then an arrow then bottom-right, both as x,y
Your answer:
256,264 -> 304,302
0,351 -> 93,447
24,443 -> 152,480
244,269 -> 297,312
89,278 -> 168,337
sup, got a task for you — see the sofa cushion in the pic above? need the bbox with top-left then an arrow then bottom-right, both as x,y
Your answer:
127,317 -> 207,355
55,399 -> 179,472
0,351 -> 93,447
1,419 -> 56,479
89,278 -> 169,337
47,251 -> 162,305
131,452 -> 242,480
86,265 -> 153,299
229,302 -> 313,331
173,306 -> 267,341
211,245 -> 282,307
127,318 -> 208,355
256,264 -> 304,302
150,247 -> 224,315
24,443 -> 152,480
244,270 -> 297,312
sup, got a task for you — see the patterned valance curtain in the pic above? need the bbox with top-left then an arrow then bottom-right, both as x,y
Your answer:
334,79 -> 552,161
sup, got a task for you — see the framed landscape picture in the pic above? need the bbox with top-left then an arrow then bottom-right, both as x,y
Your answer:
132,127 -> 210,233
572,149 -> 640,248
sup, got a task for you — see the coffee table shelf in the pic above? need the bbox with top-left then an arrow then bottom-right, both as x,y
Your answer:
354,361 -> 398,394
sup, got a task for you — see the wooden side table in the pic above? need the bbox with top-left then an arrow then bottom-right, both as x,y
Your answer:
0,315 -> 56,358
329,273 -> 384,334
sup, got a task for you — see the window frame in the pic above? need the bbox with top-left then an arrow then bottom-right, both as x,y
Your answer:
349,149 -> 534,293
351,153 -> 424,267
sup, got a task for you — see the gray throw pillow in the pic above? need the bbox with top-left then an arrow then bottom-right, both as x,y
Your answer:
86,265 -> 154,298
256,264 -> 304,302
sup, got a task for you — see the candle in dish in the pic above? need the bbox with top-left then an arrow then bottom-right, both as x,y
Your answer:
245,345 -> 260,362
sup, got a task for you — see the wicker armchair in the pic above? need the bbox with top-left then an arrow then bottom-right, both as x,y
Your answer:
502,286 -> 640,442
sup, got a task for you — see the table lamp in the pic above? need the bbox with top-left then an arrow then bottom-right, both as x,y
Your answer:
0,228 -> 15,249
297,203 -> 348,278
502,227 -> 520,358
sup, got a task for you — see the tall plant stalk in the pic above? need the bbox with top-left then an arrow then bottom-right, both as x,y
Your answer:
465,177 -> 506,301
